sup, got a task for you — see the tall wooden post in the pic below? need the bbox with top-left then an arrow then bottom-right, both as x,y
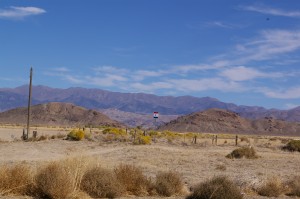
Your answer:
27,67 -> 33,140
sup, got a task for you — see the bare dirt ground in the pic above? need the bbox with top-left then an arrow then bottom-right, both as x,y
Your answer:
0,126 -> 299,199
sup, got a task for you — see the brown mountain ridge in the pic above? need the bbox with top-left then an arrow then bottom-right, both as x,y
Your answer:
0,102 -> 123,127
158,108 -> 300,136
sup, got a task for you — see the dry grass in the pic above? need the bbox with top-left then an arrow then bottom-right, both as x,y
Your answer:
35,161 -> 76,199
287,176 -> 300,196
0,164 -> 33,195
114,164 -> 152,196
34,157 -> 93,199
81,166 -> 122,199
186,176 -> 243,199
257,177 -> 285,197
155,171 -> 184,196
215,164 -> 227,171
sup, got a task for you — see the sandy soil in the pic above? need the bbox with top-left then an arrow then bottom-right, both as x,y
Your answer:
0,126 -> 299,199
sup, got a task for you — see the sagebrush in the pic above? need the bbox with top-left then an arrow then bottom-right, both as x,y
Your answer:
257,177 -> 284,197
114,164 -> 151,196
81,166 -> 122,198
226,146 -> 258,159
186,176 -> 243,199
155,171 -> 184,196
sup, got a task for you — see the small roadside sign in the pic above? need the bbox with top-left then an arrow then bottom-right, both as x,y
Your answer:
153,112 -> 159,119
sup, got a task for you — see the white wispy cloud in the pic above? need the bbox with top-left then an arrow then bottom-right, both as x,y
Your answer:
0,6 -> 46,19
93,66 -> 128,74
241,4 -> 300,18
205,21 -> 235,29
64,75 -> 84,84
262,87 -> 300,99
52,67 -> 70,72
285,103 -> 300,109
230,29 -> 300,64
167,78 -> 244,92
220,66 -> 284,81
130,82 -> 173,93
172,64 -> 221,73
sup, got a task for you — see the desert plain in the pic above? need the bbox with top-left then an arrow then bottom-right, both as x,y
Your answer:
0,125 -> 299,199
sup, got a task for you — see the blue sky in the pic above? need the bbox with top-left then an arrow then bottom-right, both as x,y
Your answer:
1,0 -> 300,109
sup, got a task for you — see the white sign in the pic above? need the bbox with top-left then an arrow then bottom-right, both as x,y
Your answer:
153,112 -> 159,119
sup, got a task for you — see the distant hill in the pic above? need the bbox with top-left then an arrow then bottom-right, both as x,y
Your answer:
158,109 -> 300,136
0,102 -> 123,127
2,85 -> 300,126
100,108 -> 178,128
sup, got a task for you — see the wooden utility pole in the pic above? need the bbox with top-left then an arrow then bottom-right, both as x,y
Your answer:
26,67 -> 33,140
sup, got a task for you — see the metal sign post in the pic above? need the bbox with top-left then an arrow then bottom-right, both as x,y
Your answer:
153,111 -> 159,127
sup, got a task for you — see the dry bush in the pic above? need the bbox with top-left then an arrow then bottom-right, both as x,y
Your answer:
56,133 -> 66,139
68,190 -> 92,199
0,163 -> 33,195
81,166 -> 122,198
38,135 -> 48,141
287,176 -> 300,196
186,176 -> 243,199
257,177 -> 284,197
155,171 -> 184,196
240,137 -> 250,143
215,164 -> 226,171
226,146 -> 258,159
35,161 -> 76,199
282,140 -> 300,152
114,164 -> 151,196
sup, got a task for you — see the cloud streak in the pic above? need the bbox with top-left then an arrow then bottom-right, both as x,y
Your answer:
0,6 -> 46,19
220,66 -> 284,81
241,5 -> 300,18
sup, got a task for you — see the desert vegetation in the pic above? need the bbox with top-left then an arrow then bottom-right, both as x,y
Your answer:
282,139 -> 300,152
186,176 -> 243,199
0,158 -> 187,199
226,146 -> 259,159
1,126 -> 300,199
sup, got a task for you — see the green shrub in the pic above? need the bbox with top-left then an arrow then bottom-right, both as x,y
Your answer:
155,171 -> 184,196
81,166 -> 122,198
114,164 -> 151,196
186,176 -> 243,199
226,146 -> 258,159
282,140 -> 300,152
68,129 -> 85,141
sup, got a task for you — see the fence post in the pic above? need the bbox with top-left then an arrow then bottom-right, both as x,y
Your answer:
235,135 -> 238,146
22,129 -> 27,140
33,130 -> 37,138
215,135 -> 218,145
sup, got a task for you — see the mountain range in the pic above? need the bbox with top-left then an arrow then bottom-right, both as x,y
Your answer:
158,108 -> 300,136
1,85 -> 300,127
